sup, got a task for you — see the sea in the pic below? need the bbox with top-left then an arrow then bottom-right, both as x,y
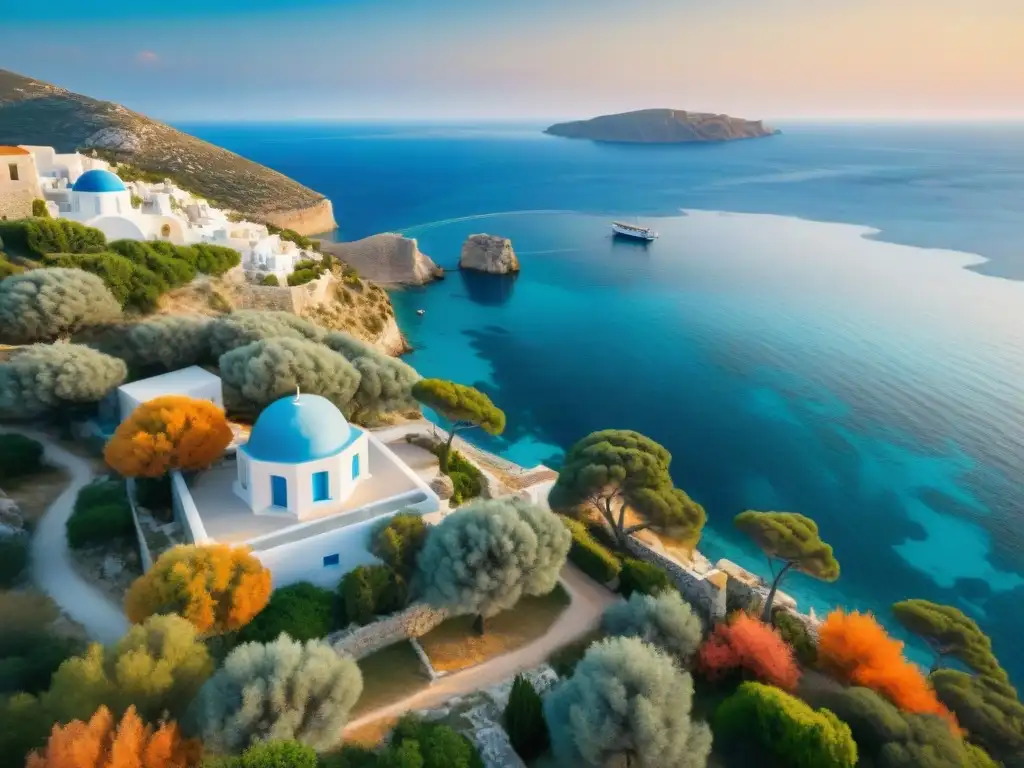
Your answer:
180,121 -> 1024,683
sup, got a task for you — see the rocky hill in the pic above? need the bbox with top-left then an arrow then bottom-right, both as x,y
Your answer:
545,108 -> 777,143
0,68 -> 335,234
320,234 -> 443,286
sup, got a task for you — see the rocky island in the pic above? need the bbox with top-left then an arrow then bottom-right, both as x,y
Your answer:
545,108 -> 777,144
320,233 -> 443,286
459,234 -> 520,275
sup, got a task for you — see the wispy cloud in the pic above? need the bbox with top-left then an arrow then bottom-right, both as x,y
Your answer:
136,50 -> 159,65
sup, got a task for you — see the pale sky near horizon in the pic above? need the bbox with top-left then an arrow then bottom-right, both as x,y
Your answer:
1,0 -> 1021,122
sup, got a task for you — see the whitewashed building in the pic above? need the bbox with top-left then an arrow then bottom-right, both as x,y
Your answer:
116,366 -> 224,423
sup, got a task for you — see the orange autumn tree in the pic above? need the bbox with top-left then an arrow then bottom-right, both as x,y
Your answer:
26,705 -> 200,768
105,395 -> 233,478
817,609 -> 958,729
125,544 -> 271,635
697,612 -> 801,691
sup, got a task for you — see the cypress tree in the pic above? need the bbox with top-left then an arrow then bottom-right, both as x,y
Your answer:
504,674 -> 549,761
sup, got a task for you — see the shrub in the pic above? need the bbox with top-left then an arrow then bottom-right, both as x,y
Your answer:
618,557 -> 672,598
0,593 -> 82,698
340,564 -> 408,625
931,670 -> 1024,766
207,310 -> 325,358
562,517 -> 622,583
817,609 -> 956,727
31,200 -> 49,218
602,590 -> 704,662
697,612 -> 801,690
389,716 -> 483,768
193,244 -> 241,276
774,609 -> 818,666
104,395 -> 233,477
186,634 -> 363,753
0,218 -> 105,259
0,268 -> 121,343
715,681 -> 857,768
134,475 -> 172,514
0,433 -> 45,480
0,343 -> 127,418
66,480 -> 133,549
125,544 -> 272,635
205,740 -> 319,768
0,536 -> 29,587
504,674 -> 549,762
261,274 -> 280,286
237,581 -> 336,643
108,239 -> 196,290
372,512 -> 427,578
25,705 -> 199,768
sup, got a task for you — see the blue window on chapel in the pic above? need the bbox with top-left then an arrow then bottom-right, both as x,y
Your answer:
312,471 -> 330,502
323,553 -> 339,567
351,453 -> 360,480
270,475 -> 287,508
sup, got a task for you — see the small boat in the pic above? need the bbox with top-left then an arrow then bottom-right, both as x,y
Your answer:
416,309 -> 426,316
612,221 -> 658,241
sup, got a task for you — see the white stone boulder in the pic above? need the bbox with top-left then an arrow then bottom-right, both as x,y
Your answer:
459,234 -> 520,274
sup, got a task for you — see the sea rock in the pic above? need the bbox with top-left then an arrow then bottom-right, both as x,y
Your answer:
320,234 -> 443,286
459,234 -> 520,275
545,108 -> 777,143
430,475 -> 455,501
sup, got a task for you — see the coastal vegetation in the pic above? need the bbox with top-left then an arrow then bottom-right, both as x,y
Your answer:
0,343 -> 127,419
0,267 -> 121,343
410,378 -> 505,472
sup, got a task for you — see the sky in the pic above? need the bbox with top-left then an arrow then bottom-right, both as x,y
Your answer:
1,0 -> 1022,122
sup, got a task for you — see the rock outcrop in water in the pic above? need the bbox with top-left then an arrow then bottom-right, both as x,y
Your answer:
459,234 -> 520,274
319,233 -> 443,286
545,109 -> 777,144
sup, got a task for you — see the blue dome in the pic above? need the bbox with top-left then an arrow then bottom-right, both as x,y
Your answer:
244,394 -> 354,464
72,169 -> 127,193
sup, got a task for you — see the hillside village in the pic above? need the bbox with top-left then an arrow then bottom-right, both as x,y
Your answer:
0,138 -> 1021,767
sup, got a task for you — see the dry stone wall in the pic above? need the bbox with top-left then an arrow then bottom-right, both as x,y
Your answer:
623,537 -> 727,623
328,602 -> 449,660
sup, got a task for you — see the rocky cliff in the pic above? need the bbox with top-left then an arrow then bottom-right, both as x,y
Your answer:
545,108 -> 777,144
459,234 -> 520,274
320,234 -> 443,286
0,68 -> 336,235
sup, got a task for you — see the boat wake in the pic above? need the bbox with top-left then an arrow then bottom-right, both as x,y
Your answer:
399,209 -> 577,234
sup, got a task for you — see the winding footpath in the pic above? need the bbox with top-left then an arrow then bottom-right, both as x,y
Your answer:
0,426 -> 130,645
344,562 -> 618,734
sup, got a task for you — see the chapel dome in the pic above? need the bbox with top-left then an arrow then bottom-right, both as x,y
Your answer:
244,393 -> 353,464
72,169 -> 127,193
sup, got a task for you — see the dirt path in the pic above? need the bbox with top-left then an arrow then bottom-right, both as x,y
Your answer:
344,562 -> 618,734
0,426 -> 130,645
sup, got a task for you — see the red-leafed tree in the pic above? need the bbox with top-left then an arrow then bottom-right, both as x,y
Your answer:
697,612 -> 801,691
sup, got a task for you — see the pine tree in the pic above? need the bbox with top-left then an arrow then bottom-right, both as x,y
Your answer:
504,674 -> 549,762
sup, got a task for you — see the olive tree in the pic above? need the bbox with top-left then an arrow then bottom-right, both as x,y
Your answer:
186,634 -> 362,753
416,497 -> 571,633
123,315 -> 212,372
549,429 -> 706,546
411,378 -> 505,471
324,331 -> 420,418
734,511 -> 839,621
0,268 -> 121,343
207,310 -> 324,358
218,337 -> 361,414
0,344 -> 127,418
544,636 -> 712,767
892,599 -> 1008,681
602,590 -> 704,663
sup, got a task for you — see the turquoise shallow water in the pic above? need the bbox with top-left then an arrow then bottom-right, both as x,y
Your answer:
182,122 -> 1024,681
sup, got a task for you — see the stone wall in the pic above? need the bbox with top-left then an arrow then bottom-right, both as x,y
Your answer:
125,478 -> 154,572
623,537 -> 727,624
328,602 -> 449,660
0,155 -> 42,221
236,271 -> 334,314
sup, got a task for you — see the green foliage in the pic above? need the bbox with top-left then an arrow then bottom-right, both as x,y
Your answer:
130,193 -> 143,209
504,674 -> 549,761
411,379 -> 505,436
0,252 -> 20,278
31,199 -> 49,218
266,224 -> 318,252
134,475 -> 172,516
893,600 -> 1009,683
0,693 -> 52,768
807,684 -> 992,768
931,669 -> 1024,766
108,238 -> 196,287
66,479 -> 133,549
205,740 -> 319,768
562,517 -> 622,583
618,557 -> 673,598
121,314 -> 212,372
0,343 -> 127,418
339,564 -> 408,625
186,634 -> 363,753
0,592 -> 82,698
207,310 -> 325,358
416,498 -> 571,627
389,716 -> 484,768
220,336 -> 361,415
0,267 -> 122,342
324,331 -> 420,418
237,581 -> 336,643
0,217 -> 105,260
549,429 -> 706,545
261,273 -> 280,286
773,608 -> 819,666
45,614 -> 214,723
0,432 -> 45,480
372,512 -> 428,578
0,536 -> 29,587
44,250 -> 161,309
602,590 -> 704,662
716,681 -> 857,768
544,636 -> 712,767
193,243 -> 241,276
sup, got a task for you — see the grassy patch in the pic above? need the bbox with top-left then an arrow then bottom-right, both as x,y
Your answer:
353,641 -> 431,718
419,585 -> 571,674
3,466 -> 70,527
547,628 -> 605,679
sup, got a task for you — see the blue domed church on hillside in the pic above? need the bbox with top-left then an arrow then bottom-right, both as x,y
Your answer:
234,393 -> 370,517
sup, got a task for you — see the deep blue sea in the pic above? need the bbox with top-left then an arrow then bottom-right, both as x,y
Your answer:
181,121 -> 1024,682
